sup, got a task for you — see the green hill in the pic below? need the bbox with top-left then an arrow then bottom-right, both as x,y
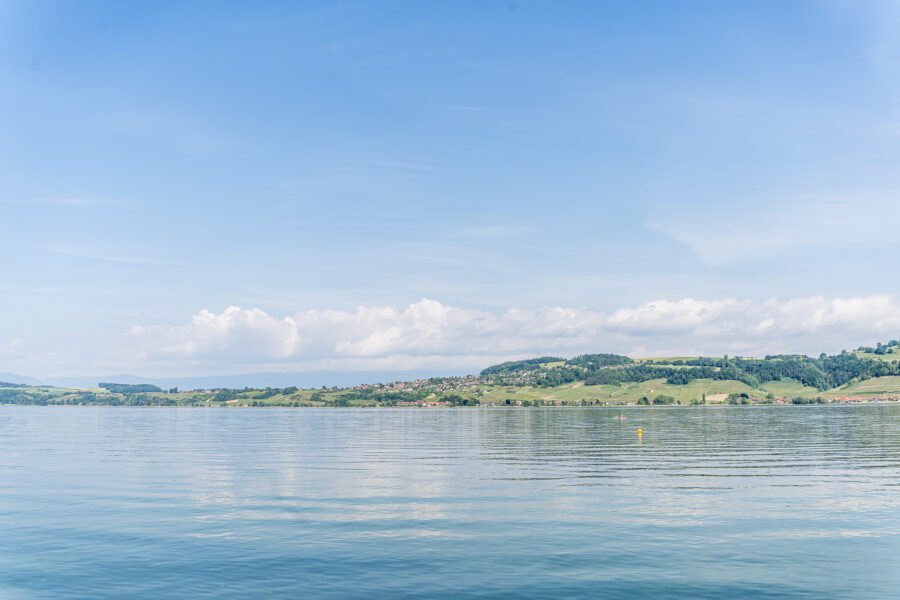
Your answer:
5,340 -> 900,406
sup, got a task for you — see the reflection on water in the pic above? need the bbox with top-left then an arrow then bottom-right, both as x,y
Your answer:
2,406 -> 900,598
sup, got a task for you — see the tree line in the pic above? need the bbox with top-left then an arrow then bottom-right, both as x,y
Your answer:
480,351 -> 900,392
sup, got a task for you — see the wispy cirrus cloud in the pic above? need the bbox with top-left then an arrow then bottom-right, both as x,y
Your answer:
46,244 -> 178,266
456,224 -> 532,238
101,110 -> 237,156
370,160 -> 441,173
0,337 -> 24,358
446,105 -> 500,112
647,193 -> 900,264
6,197 -> 128,207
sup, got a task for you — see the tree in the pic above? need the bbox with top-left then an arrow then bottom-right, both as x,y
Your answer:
99,382 -> 162,393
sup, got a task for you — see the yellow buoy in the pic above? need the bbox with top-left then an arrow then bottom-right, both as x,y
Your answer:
637,428 -> 643,435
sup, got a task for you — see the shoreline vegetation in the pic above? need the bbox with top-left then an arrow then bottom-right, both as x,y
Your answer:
5,342 -> 900,408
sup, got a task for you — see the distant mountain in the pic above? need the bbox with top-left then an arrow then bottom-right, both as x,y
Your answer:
0,372 -> 42,386
43,369 -> 471,391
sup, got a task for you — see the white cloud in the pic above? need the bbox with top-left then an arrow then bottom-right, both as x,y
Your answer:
608,296 -> 900,347
123,295 -> 900,374
128,299 -> 606,368
129,307 -> 301,360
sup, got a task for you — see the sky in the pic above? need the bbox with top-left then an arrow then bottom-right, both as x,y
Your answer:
2,0 -> 900,383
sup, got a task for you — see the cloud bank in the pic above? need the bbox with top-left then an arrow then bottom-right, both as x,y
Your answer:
125,295 -> 900,375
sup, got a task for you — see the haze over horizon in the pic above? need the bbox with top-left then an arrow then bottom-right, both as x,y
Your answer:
4,1 -> 900,381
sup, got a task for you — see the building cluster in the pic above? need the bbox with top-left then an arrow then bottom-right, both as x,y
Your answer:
480,371 -> 540,387
352,375 -> 483,395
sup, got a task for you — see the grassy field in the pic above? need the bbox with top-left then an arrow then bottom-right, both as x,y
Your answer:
822,376 -> 900,398
474,375 -> 892,405
474,377 -> 759,405
6,374 -> 900,407
759,378 -> 819,397
851,350 -> 900,363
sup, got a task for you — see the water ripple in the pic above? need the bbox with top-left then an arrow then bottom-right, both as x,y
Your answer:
1,405 -> 900,598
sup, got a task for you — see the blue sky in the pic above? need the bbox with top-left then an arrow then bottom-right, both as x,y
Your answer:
2,1 -> 900,381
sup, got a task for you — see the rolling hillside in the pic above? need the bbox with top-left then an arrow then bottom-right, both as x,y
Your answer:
4,341 -> 900,406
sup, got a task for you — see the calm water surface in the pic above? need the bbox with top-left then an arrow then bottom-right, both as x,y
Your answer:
2,406 -> 900,599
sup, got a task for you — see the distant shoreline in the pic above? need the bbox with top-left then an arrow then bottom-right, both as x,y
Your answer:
3,400 -> 900,409
5,346 -> 900,408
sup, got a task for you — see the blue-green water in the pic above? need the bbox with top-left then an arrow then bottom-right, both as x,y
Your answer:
2,406 -> 900,599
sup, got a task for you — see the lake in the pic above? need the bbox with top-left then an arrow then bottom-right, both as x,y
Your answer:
2,405 -> 900,599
